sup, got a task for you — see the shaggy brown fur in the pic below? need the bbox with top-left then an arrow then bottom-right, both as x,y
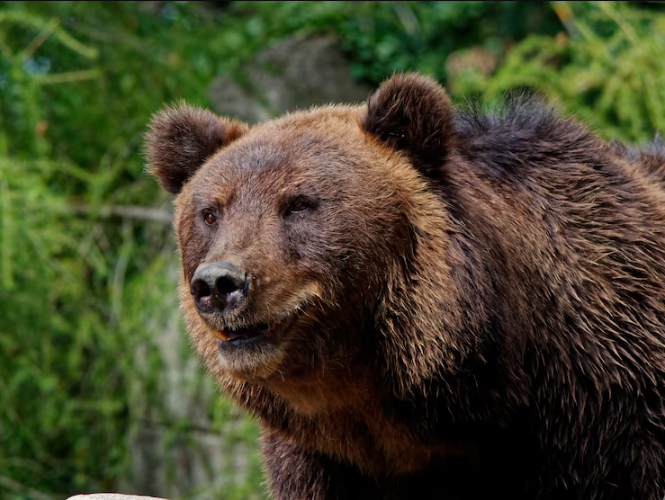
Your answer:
145,73 -> 665,499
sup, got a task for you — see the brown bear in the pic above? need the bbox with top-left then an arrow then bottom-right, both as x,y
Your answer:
145,73 -> 665,499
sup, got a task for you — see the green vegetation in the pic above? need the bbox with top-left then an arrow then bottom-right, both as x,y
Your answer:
1,1 -> 663,499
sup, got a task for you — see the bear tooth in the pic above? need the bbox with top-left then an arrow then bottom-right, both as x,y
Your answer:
215,330 -> 229,342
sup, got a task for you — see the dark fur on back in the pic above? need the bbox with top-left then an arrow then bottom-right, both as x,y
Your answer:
456,95 -> 594,173
448,96 -> 665,498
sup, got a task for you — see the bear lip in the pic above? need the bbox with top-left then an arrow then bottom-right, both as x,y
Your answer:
214,319 -> 283,343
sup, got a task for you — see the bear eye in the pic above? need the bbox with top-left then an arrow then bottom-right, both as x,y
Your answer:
285,196 -> 315,216
202,210 -> 217,226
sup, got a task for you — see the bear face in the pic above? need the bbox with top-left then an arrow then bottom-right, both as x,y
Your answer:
176,111 -> 421,382
146,75 -> 461,388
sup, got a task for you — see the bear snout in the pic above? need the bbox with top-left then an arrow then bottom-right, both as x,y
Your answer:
190,261 -> 250,315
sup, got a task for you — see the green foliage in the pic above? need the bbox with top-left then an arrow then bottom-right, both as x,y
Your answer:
335,1 -> 561,84
0,3 -> 264,499
0,1 -> 663,499
0,12 -> 127,498
450,1 -> 665,143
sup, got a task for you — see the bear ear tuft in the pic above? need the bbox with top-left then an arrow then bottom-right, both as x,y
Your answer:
361,73 -> 457,182
145,103 -> 248,194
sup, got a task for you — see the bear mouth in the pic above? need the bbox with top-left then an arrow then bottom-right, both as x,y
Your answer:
213,319 -> 285,346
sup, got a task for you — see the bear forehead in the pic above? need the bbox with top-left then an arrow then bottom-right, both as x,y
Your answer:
231,105 -> 368,160
192,106 -> 382,188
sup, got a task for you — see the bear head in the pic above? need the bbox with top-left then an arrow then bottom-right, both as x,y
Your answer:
145,74 -> 463,397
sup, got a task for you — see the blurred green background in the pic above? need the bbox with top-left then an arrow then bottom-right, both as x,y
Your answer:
1,1 -> 664,499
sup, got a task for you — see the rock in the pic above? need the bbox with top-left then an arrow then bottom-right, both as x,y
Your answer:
208,75 -> 271,125
67,495 -> 169,500
209,35 -> 372,123
120,262 -> 257,499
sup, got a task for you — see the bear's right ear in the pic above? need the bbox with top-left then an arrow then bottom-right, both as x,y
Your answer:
360,73 -> 457,182
145,104 -> 248,194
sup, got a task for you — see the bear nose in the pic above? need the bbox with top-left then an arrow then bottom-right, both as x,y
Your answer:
190,262 -> 249,315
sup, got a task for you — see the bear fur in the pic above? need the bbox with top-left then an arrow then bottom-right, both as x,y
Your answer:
145,73 -> 665,499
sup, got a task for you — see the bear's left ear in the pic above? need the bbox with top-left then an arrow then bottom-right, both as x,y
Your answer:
361,73 -> 457,182
145,103 -> 248,194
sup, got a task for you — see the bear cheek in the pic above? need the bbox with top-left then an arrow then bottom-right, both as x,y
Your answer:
283,215 -> 342,282
178,215 -> 214,284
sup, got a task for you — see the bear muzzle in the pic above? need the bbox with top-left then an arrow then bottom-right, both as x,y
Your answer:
190,261 -> 250,316
190,261 -> 289,346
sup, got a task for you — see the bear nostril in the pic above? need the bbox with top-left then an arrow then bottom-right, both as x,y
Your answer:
190,279 -> 212,299
215,275 -> 244,296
